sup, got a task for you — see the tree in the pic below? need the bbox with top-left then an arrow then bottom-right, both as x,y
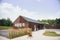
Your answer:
38,19 -> 55,25
0,18 -> 12,26
0,19 -> 7,26
6,18 -> 12,26
55,18 -> 60,24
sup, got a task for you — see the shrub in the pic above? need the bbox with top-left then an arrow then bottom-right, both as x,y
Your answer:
8,28 -> 32,39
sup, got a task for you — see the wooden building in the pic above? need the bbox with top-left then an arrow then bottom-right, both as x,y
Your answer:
13,16 -> 48,31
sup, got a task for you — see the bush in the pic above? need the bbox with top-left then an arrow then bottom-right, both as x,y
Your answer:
43,31 -> 60,36
8,28 -> 32,39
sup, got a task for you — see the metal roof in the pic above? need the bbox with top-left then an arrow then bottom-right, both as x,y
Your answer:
20,16 -> 49,24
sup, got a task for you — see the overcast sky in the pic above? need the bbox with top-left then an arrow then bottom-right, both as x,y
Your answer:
0,0 -> 60,22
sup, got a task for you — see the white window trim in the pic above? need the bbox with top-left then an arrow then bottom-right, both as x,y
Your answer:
22,23 -> 25,27
15,23 -> 25,27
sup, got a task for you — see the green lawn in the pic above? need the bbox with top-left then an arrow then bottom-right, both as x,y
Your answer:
43,31 -> 60,36
0,26 -> 12,30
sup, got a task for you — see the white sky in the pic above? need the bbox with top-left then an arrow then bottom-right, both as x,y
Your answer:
0,0 -> 60,22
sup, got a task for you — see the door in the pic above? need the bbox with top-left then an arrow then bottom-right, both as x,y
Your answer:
38,25 -> 40,30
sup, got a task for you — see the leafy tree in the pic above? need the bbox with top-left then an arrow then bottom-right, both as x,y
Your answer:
6,18 -> 12,26
0,19 -> 6,26
0,18 -> 12,26
38,19 -> 55,25
55,18 -> 60,24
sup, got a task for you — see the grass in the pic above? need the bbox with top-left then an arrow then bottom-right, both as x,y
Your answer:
0,26 -> 12,30
43,31 -> 60,36
8,28 -> 32,39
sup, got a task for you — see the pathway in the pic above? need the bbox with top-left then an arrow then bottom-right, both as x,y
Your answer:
0,29 -> 60,40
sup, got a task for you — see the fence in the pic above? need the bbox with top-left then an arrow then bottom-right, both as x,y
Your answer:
45,24 -> 60,29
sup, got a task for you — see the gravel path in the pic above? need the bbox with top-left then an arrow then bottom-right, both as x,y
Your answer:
0,36 -> 9,40
0,30 -> 8,37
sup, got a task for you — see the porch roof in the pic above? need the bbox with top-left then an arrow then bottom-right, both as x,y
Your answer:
20,16 -> 49,24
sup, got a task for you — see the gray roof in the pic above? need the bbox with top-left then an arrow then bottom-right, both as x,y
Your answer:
21,16 -> 48,24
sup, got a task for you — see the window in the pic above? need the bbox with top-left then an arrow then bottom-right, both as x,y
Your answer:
15,23 -> 25,27
15,23 -> 20,27
19,23 -> 22,27
22,23 -> 25,27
